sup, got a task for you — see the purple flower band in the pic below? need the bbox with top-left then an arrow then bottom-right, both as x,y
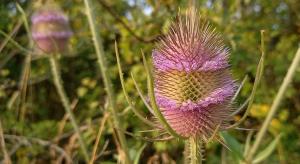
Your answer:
31,11 -> 68,24
32,31 -> 73,40
155,83 -> 235,111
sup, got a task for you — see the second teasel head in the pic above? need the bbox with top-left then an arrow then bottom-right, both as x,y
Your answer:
31,2 -> 73,54
152,8 -> 237,140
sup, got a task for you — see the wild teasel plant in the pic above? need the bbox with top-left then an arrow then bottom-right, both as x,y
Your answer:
152,8 -> 237,163
153,8 -> 236,139
1,0 -> 300,163
31,2 -> 73,54
0,1 -> 299,163
116,7 -> 300,164
117,8 -> 240,163
30,1 -> 90,162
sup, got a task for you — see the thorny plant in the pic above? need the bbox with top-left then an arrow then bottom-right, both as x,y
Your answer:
115,7 -> 300,164
1,1 -> 300,164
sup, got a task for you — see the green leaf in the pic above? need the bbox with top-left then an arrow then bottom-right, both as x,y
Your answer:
134,143 -> 147,164
253,134 -> 282,164
220,132 -> 244,160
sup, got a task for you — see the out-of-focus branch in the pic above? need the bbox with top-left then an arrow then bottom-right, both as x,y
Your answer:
89,113 -> 109,164
3,134 -> 72,163
0,20 -> 23,53
53,99 -> 79,144
0,51 -> 17,71
97,0 -> 159,43
0,121 -> 12,164
56,118 -> 100,141
0,74 -> 50,90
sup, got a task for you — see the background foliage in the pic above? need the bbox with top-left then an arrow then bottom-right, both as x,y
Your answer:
0,0 -> 300,163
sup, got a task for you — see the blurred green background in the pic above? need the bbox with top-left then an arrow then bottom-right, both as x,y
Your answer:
0,0 -> 300,163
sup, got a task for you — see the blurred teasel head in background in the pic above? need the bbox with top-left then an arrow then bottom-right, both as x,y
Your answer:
152,8 -> 236,140
31,1 -> 73,54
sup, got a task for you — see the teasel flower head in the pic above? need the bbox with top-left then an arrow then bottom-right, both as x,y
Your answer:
152,8 -> 236,139
31,2 -> 73,54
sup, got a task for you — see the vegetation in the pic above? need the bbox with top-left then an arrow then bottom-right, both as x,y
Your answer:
0,0 -> 300,163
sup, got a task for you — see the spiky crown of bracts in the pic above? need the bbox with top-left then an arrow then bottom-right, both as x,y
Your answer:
152,8 -> 236,139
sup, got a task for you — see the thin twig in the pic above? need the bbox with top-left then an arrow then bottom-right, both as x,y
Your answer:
97,0 -> 159,43
54,99 -> 79,144
96,140 -> 110,159
51,99 -> 78,161
65,133 -> 79,161
56,117 -> 101,141
0,121 -> 12,164
8,143 -> 22,157
1,74 -> 50,90
0,30 -> 33,55
119,106 -> 131,116
4,134 -> 72,163
0,51 -> 17,71
89,113 -> 109,164
0,20 -> 22,53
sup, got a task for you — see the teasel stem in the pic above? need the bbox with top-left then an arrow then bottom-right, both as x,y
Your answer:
83,0 -> 131,163
246,46 -> 300,162
187,136 -> 203,164
49,55 -> 89,163
16,3 -> 32,122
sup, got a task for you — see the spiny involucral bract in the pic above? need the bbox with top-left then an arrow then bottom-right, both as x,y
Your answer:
152,9 -> 236,139
31,4 -> 73,54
